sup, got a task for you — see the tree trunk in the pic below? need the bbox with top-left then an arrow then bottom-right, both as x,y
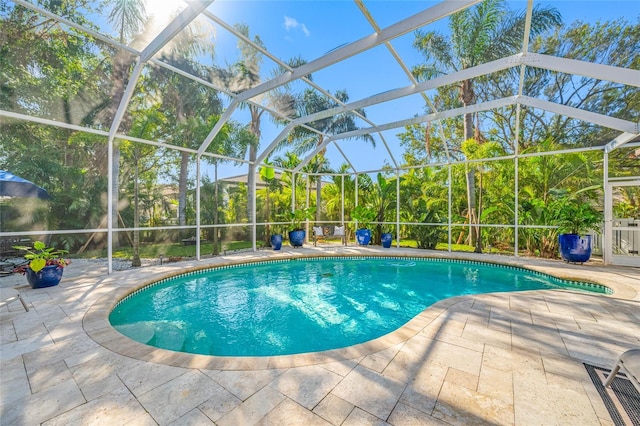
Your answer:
247,106 -> 262,239
213,163 -> 220,255
247,145 -> 257,227
178,152 -> 189,230
112,143 -> 121,248
460,78 -> 479,251
132,152 -> 141,267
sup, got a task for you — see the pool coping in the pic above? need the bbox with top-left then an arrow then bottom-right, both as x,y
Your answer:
83,251 -> 638,370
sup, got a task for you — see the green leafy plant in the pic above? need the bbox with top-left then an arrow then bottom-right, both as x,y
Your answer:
415,209 -> 446,250
555,200 -> 602,236
13,241 -> 70,272
351,205 -> 376,229
283,207 -> 316,231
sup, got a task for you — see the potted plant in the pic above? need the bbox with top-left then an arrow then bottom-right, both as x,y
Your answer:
13,241 -> 70,288
270,224 -> 283,251
284,207 -> 316,247
381,230 -> 393,248
555,198 -> 602,263
352,205 -> 376,246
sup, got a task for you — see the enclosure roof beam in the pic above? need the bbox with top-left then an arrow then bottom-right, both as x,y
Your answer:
139,1 -> 213,62
293,137 -> 336,173
330,97 -> 518,141
605,132 -> 640,153
290,54 -> 521,127
518,96 -> 639,133
233,0 -> 481,103
522,53 -> 640,88
255,123 -> 296,165
196,102 -> 239,156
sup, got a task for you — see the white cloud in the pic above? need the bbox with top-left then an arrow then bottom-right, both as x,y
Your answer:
284,16 -> 310,37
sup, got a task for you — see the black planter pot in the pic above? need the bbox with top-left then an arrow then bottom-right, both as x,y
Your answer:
25,265 -> 64,289
270,234 -> 283,250
558,234 -> 592,263
288,230 -> 306,247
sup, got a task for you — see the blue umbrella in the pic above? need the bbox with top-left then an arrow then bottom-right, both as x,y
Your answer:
0,170 -> 50,199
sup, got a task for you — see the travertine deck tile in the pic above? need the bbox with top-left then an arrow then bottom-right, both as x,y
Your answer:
167,408 -> 215,425
432,381 -> 514,426
388,402 -> 448,425
342,407 -> 391,425
313,393 -> 355,425
216,385 -> 286,426
513,376 -> 601,425
136,370 -> 223,424
258,398 -> 332,425
1,378 -> 85,426
197,384 -> 242,422
42,386 -> 150,426
269,364 -> 343,409
1,249 -> 638,425
332,364 -> 406,420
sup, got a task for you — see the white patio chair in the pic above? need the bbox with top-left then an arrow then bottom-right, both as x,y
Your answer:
603,348 -> 640,393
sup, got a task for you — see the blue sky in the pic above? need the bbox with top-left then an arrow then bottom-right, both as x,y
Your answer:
122,0 -> 638,179
192,0 -> 638,178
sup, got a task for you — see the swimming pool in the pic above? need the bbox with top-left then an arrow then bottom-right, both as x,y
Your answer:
109,257 -> 610,357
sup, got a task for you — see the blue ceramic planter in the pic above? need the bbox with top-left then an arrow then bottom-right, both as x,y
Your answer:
355,229 -> 371,246
381,233 -> 393,248
288,230 -> 306,247
25,265 -> 64,289
270,234 -> 283,250
558,234 -> 592,263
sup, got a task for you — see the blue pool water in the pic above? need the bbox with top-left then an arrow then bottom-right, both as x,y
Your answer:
109,257 -> 609,357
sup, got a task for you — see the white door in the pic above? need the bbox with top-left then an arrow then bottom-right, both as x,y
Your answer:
606,180 -> 640,267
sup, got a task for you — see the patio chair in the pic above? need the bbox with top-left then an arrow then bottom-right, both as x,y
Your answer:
312,225 -> 347,246
0,287 -> 29,312
312,226 -> 324,246
603,348 -> 640,393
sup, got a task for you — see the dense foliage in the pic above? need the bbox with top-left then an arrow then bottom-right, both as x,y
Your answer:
1,1 -> 638,260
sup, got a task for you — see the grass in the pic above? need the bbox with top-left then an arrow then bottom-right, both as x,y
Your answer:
73,239 -> 509,260
74,240 -> 259,260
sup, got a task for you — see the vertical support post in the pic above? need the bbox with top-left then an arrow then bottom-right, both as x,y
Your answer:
448,164 -> 452,252
291,173 -> 296,211
396,169 -> 400,247
603,151 -> 611,265
514,102 -> 522,257
341,175 -> 345,225
251,160 -> 257,252
514,156 -> 519,257
107,135 -> 113,274
306,174 -> 310,242
355,173 -> 359,230
196,158 -> 201,260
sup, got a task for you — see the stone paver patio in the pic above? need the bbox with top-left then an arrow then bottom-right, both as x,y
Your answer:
1,246 -> 639,425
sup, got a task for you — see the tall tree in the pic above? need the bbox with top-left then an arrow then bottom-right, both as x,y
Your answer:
412,0 -> 561,251
104,0 -> 147,246
211,24 -> 301,233
287,89 -> 374,222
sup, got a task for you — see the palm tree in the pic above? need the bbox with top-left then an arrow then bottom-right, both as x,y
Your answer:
105,0 -> 147,247
288,89 -> 374,222
412,0 -> 561,251
211,24 -> 298,230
